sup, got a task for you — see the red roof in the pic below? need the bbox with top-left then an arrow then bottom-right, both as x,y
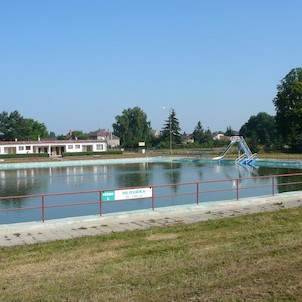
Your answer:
0,139 -> 105,146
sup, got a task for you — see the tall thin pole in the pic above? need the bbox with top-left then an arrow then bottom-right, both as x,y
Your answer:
162,106 -> 173,156
169,109 -> 172,155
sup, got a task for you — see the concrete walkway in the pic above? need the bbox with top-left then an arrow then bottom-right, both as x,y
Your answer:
1,192 -> 302,247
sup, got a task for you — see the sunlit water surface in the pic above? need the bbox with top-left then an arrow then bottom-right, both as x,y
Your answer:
1,160 -> 301,224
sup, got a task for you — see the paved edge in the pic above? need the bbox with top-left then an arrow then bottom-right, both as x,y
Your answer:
1,192 -> 302,247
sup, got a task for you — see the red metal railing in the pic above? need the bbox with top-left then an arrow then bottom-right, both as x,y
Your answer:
0,172 -> 302,224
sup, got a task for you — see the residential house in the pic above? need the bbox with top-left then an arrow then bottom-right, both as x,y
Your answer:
182,135 -> 194,144
90,129 -> 120,148
213,133 -> 230,141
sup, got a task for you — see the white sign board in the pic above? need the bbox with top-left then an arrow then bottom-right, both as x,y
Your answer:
114,187 -> 152,200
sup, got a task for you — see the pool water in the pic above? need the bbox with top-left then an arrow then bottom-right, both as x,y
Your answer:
1,159 -> 302,224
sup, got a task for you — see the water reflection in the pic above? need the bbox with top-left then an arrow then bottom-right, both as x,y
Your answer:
276,173 -> 302,193
162,162 -> 181,193
115,162 -> 152,188
255,166 -> 302,192
0,168 -> 49,197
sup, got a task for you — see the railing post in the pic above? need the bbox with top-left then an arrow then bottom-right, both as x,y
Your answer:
236,179 -> 239,200
196,182 -> 199,205
42,195 -> 45,223
100,192 -> 103,216
152,187 -> 155,210
272,176 -> 275,196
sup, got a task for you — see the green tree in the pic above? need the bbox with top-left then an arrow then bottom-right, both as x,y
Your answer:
192,121 -> 206,145
70,130 -> 89,140
49,132 -> 56,139
24,118 -> 48,140
273,67 -> 302,151
239,112 -> 277,149
0,111 -> 22,140
57,130 -> 89,140
245,135 -> 260,153
161,109 -> 181,147
112,107 -> 152,148
224,126 -> 236,137
204,127 -> 215,147
0,110 -> 48,141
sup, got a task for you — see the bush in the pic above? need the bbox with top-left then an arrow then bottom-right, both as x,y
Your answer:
62,150 -> 123,157
0,153 -> 49,159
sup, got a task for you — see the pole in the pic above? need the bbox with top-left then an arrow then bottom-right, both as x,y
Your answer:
162,106 -> 173,155
169,112 -> 172,155
42,195 -> 45,223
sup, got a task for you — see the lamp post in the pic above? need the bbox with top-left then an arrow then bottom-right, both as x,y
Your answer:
162,107 -> 173,155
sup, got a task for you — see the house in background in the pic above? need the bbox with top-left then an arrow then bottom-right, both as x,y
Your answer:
182,135 -> 194,144
151,129 -> 161,138
213,133 -> 230,141
89,129 -> 120,148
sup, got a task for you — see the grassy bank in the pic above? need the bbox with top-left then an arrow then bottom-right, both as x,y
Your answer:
1,207 -> 302,301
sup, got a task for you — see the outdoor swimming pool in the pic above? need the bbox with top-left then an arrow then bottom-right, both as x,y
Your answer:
1,157 -> 302,224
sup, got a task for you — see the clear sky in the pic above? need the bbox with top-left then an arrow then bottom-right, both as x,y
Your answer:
1,0 -> 301,136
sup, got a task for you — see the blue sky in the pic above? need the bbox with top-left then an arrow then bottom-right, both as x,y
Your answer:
1,0 -> 301,135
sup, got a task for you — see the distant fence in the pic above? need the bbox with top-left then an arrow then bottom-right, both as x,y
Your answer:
1,172 -> 302,224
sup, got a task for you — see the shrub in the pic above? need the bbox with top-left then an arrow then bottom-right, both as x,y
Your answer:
62,150 -> 123,157
0,153 -> 49,159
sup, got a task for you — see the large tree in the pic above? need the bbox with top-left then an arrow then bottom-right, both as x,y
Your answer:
192,121 -> 206,145
24,118 -> 48,140
112,107 -> 152,148
161,108 -> 181,147
0,110 -> 48,141
273,68 -> 302,151
239,112 -> 277,149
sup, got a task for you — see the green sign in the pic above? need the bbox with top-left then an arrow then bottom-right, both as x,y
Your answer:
102,190 -> 115,201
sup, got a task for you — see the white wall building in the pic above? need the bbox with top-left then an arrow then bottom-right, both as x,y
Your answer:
0,139 -> 107,156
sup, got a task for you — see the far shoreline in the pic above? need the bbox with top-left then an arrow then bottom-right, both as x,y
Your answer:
1,150 -> 301,170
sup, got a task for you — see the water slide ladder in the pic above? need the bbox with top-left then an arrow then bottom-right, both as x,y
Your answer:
213,136 -> 257,167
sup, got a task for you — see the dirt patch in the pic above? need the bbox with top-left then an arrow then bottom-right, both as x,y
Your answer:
146,233 -> 179,241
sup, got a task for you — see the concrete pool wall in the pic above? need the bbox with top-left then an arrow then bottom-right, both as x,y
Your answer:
1,157 -> 302,170
0,157 -> 169,170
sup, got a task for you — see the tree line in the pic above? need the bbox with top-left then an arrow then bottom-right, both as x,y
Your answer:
1,67 -> 302,152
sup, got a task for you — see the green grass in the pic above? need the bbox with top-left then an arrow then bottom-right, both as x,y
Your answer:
1,208 -> 302,301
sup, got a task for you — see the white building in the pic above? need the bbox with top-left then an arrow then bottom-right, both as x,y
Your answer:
0,139 -> 107,156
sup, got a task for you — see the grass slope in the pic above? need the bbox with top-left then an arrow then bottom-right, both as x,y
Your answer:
1,207 -> 302,301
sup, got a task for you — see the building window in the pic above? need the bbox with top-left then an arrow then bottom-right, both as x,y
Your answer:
68,145 -> 73,150
26,146 -> 31,150
75,145 -> 80,149
18,146 -> 24,151
96,144 -> 103,150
